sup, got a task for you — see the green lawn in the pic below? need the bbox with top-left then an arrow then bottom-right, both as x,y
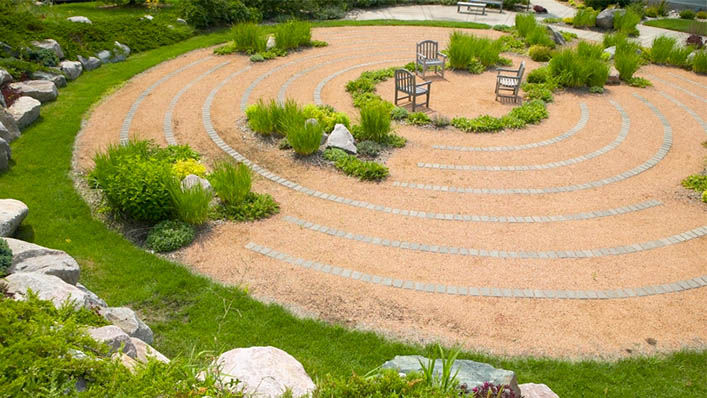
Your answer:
40,1 -> 181,21
1,20 -> 706,396
644,18 -> 707,35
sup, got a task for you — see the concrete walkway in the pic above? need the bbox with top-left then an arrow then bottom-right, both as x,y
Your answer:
345,0 -> 690,47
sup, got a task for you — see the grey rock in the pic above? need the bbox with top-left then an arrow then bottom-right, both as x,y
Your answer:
596,8 -> 622,30
87,326 -> 137,359
67,16 -> 92,24
381,355 -> 520,397
112,42 -> 131,63
210,346 -> 316,397
76,283 -> 107,307
32,70 -> 67,88
96,50 -> 112,64
325,123 -> 357,154
131,337 -> 170,364
687,51 -> 695,64
99,306 -> 154,344
320,132 -> 329,146
181,174 -> 212,192
0,200 -> 28,237
31,39 -> 64,59
520,383 -> 559,398
142,15 -> 154,21
0,109 -> 21,142
603,45 -> 616,60
4,273 -> 99,310
608,66 -> 620,85
5,237 -> 80,285
0,42 -> 17,58
547,26 -> 565,46
0,137 -> 9,171
0,94 -> 5,109
176,18 -> 187,25
305,118 -> 318,127
78,55 -> 101,71
60,60 -> 83,81
266,35 -> 276,50
8,96 -> 41,130
0,68 -> 12,86
9,80 -> 58,103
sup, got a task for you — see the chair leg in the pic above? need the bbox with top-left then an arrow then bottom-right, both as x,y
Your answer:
412,95 -> 416,112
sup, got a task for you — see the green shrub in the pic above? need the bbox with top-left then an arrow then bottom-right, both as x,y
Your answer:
698,11 -> 707,20
302,104 -> 350,133
645,6 -> 658,18
0,238 -> 11,277
515,13 -> 537,37
323,148 -> 389,181
507,99 -> 548,124
702,190 -> 707,203
467,58 -> 485,74
549,47 -> 609,88
526,26 -> 556,48
274,20 -> 312,51
432,115 -> 451,128
166,177 -> 213,226
693,51 -> 707,73
614,9 -> 641,35
212,192 -> 279,221
391,106 -> 408,120
358,101 -> 392,144
628,77 -> 652,87
233,23 -> 266,54
250,53 -> 265,62
356,140 -> 383,157
287,119 -> 323,156
577,41 -> 605,59
682,175 -> 707,192
573,8 -> 598,28
407,112 -> 432,126
523,82 -> 554,101
179,0 -> 258,29
245,99 -> 303,137
446,31 -> 502,69
313,369 -> 458,398
246,100 -> 277,135
529,45 -> 553,61
615,45 -> 642,81
209,162 -> 251,206
527,66 -> 550,83
493,24 -> 513,32
172,158 -> 207,179
23,47 -> 58,67
680,9 -> 696,20
668,46 -> 692,67
452,115 -> 505,133
650,35 -> 676,64
145,220 -> 196,252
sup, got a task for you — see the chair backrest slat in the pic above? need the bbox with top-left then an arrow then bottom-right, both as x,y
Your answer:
417,40 -> 438,60
395,69 -> 415,93
518,61 -> 526,78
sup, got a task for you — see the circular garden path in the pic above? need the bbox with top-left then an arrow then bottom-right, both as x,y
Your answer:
74,26 -> 707,358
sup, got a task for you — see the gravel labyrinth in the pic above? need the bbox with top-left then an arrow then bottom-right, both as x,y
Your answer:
75,26 -> 707,358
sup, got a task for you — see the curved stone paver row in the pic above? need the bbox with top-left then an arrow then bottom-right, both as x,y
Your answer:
645,74 -> 707,103
668,72 -> 707,91
655,89 -> 707,133
314,59 -> 409,105
245,242 -> 707,299
419,100 -> 627,171
283,215 -> 706,259
394,94 -> 670,194
164,61 -> 231,145
432,103 -> 589,152
198,71 -> 666,223
120,57 -> 211,144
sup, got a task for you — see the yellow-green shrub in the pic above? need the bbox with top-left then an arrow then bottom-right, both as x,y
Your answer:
172,159 -> 207,179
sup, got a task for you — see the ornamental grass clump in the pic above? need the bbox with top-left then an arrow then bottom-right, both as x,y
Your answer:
526,26 -> 555,48
209,162 -> 251,206
233,22 -> 266,54
514,13 -> 537,37
614,9 -> 641,35
692,51 -> 707,73
274,20 -> 312,51
549,45 -> 608,88
447,31 -> 502,69
358,101 -> 392,144
573,8 -> 598,28
650,36 -> 676,64
166,176 -> 213,226
614,43 -> 642,81
287,119 -> 323,156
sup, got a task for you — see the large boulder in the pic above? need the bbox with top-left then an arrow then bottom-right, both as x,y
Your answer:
381,355 -> 520,398
87,326 -> 137,359
596,9 -> 622,30
181,174 -> 212,192
0,137 -> 9,171
0,109 -> 21,142
67,16 -> 92,24
5,237 -> 80,285
0,68 -> 12,86
0,200 -> 28,237
59,60 -> 83,81
4,273 -> 103,310
112,42 -> 131,63
76,282 -> 107,307
8,96 -> 41,130
32,70 -> 67,88
520,383 -> 559,398
325,123 -> 357,154
131,337 -> 170,364
96,50 -> 112,64
547,26 -> 566,46
31,39 -> 64,59
8,80 -> 58,103
78,55 -> 101,71
99,306 -> 154,344
210,346 -> 316,397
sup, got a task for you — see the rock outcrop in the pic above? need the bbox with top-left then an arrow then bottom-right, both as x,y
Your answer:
0,200 -> 28,237
8,96 -> 41,130
8,80 -> 58,103
5,238 -> 81,285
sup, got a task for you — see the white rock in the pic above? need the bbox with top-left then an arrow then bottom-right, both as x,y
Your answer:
76,283 -> 107,307
0,137 -> 9,171
0,68 -> 12,86
0,200 -> 28,237
142,15 -> 154,21
67,16 -> 92,24
112,42 -> 131,62
32,70 -> 67,88
31,39 -> 64,59
8,80 -> 58,103
520,383 -> 559,398
181,174 -> 212,192
325,124 -> 357,154
8,96 -> 41,130
99,306 -> 154,344
603,46 -> 616,60
176,18 -> 187,25
88,325 -> 137,359
0,109 -> 21,142
266,35 -> 276,50
112,352 -> 139,373
59,60 -> 83,81
96,50 -> 112,64
4,273 -> 100,310
131,337 -> 170,364
5,237 -> 80,284
78,55 -> 101,71
210,346 -> 316,397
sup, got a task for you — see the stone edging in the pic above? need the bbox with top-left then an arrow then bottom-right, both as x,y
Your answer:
645,73 -> 707,104
655,89 -> 707,134
668,72 -> 707,91
245,242 -> 707,299
313,58 -> 410,105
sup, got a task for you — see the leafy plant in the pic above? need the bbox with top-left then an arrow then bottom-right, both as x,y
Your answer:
287,119 -> 323,156
179,0 -> 257,29
302,104 -> 350,133
0,238 -> 12,277
314,369 -> 458,397
680,9 -> 696,20
418,344 -> 461,393
514,13 -> 537,37
469,382 -> 517,398
452,114 -> 505,133
356,140 -> 383,158
146,220 -> 196,252
323,148 -> 389,181
698,11 -> 707,20
390,106 -> 408,120
682,175 -> 707,192
692,51 -> 707,73
523,82 -> 554,101
506,99 -> 548,124
358,101 -> 392,144
527,66 -> 550,83
166,176 -> 213,225
172,158 -> 207,179
208,162 -> 251,206
628,77 -> 652,87
212,192 -> 279,221
529,45 -> 553,61
645,6 -> 658,18
407,112 -> 432,126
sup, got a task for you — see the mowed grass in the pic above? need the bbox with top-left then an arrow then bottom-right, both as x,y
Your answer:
643,18 -> 707,35
41,1 -> 181,21
1,23 -> 706,397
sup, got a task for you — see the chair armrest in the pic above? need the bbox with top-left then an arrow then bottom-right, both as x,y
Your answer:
417,52 -> 427,60
496,67 -> 520,73
416,81 -> 432,88
437,52 -> 447,61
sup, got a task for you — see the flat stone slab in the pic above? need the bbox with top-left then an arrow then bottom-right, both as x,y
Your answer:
8,80 -> 58,103
0,199 -> 28,237
8,96 -> 41,130
4,272 -> 101,310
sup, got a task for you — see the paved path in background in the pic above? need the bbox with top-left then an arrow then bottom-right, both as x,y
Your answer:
345,0 -> 691,46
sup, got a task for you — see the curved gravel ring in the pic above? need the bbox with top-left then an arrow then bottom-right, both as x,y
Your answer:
419,100 -> 628,171
283,215 -> 707,259
655,89 -> 707,134
433,103 -> 589,152
120,57 -> 211,144
164,61 -> 231,145
246,242 -> 707,300
314,58 -> 410,105
393,94 -> 672,195
202,72 -> 663,223
667,72 -> 707,91
645,74 -> 707,103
